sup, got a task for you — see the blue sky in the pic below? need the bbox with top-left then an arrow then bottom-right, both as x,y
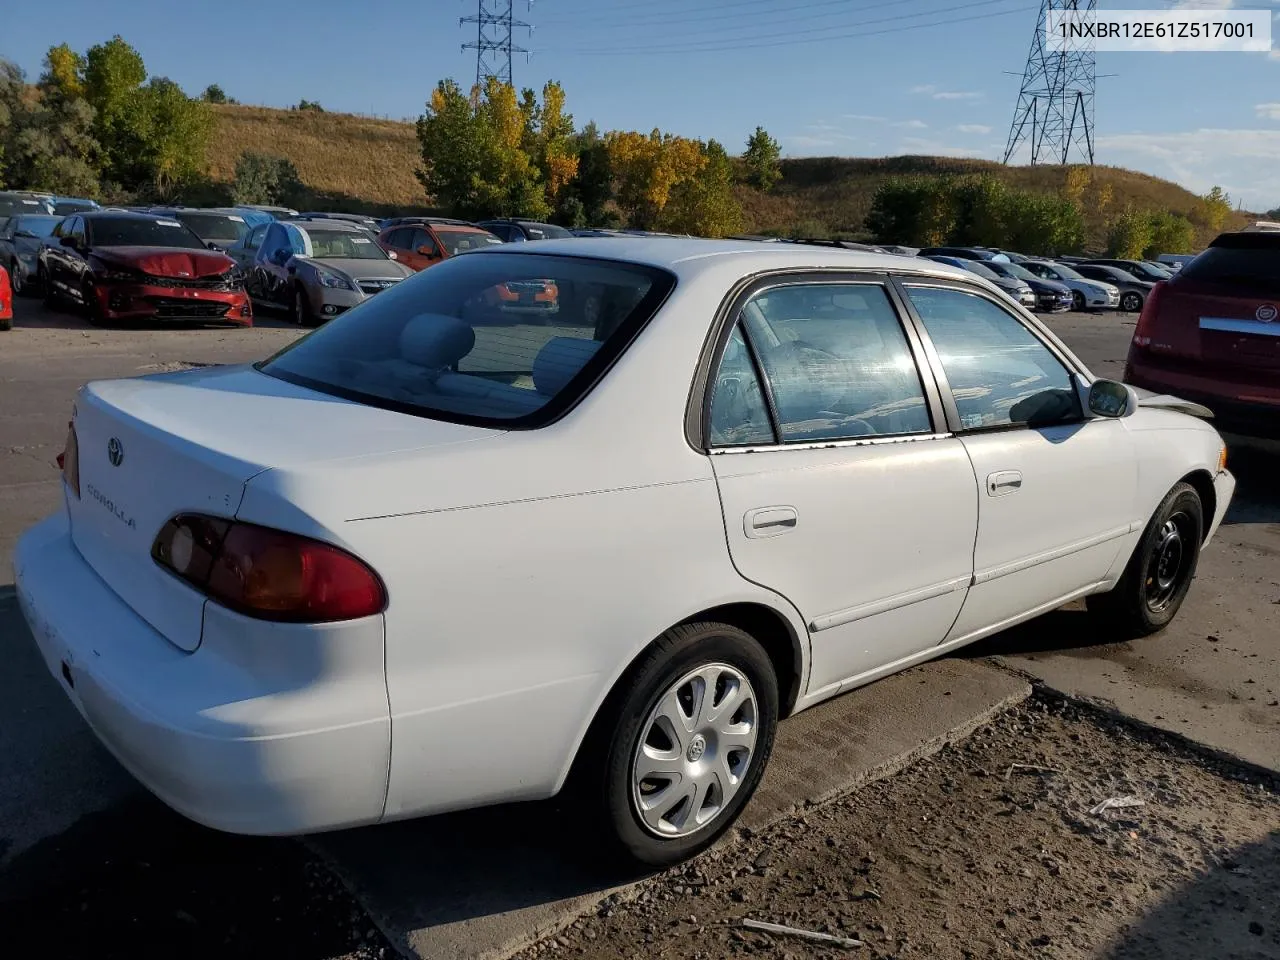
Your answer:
4,0 -> 1280,209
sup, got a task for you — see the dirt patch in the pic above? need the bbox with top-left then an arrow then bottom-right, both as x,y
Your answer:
0,795 -> 393,960
519,698 -> 1280,960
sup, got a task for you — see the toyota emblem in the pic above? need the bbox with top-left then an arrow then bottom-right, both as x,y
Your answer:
1257,304 -> 1278,323
107,437 -> 123,466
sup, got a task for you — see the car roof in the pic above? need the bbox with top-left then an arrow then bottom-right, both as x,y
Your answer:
472,236 -> 991,284
285,218 -> 367,232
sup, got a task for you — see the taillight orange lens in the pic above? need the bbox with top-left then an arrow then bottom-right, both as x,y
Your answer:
153,514 -> 386,623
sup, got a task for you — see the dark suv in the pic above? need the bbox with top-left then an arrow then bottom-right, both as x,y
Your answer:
1124,231 -> 1280,438
477,219 -> 573,243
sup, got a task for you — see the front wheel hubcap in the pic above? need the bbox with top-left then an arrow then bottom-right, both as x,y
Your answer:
632,662 -> 759,839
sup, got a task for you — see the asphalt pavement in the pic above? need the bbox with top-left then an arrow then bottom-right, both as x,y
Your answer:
0,296 -> 1275,959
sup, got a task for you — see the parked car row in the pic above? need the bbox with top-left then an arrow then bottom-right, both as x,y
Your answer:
915,245 -> 1178,314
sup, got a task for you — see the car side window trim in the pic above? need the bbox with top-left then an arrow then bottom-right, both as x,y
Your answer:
890,276 -> 1087,436
689,271 -> 950,453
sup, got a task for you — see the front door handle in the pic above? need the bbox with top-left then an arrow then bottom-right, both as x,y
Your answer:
987,471 -> 1023,497
744,506 -> 798,539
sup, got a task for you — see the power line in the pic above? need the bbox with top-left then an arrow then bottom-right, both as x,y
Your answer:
540,0 -> 1034,55
539,0 -> 889,29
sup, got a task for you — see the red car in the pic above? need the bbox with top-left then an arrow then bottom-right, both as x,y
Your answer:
0,263 -> 11,330
39,211 -> 252,327
1125,231 -> 1280,439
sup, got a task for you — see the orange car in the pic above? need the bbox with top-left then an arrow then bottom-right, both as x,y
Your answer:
0,263 -> 11,330
485,278 -> 560,317
376,219 -> 503,272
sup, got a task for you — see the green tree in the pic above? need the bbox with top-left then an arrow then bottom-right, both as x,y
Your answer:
949,175 -> 1010,248
1192,185 -> 1232,235
123,78 -> 213,198
0,59 -> 22,186
564,122 -> 614,226
1003,191 -> 1084,255
202,84 -> 228,104
1143,211 -> 1195,258
416,79 -> 484,215
742,125 -> 781,192
296,99 -> 324,112
1106,207 -> 1156,259
864,176 -> 956,246
660,139 -> 744,237
232,152 -> 303,205
83,35 -> 146,179
1,51 -> 99,195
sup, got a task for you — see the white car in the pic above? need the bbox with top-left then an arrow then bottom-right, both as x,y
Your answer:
15,239 -> 1234,866
1022,259 -> 1121,311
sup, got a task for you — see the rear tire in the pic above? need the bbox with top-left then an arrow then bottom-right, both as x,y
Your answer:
1121,291 -> 1143,313
581,622 -> 779,868
1086,482 -> 1203,638
9,261 -> 25,296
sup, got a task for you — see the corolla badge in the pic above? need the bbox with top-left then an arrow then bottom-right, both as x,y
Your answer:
1256,304 -> 1277,323
107,437 -> 123,466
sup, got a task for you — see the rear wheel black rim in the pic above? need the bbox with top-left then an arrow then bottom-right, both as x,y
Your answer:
1123,294 -> 1140,311
1144,510 -> 1195,612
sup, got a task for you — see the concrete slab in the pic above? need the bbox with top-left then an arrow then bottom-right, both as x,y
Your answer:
313,658 -> 1030,960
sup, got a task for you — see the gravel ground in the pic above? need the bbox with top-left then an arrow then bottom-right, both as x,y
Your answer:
0,794 -> 393,960
517,697 -> 1280,960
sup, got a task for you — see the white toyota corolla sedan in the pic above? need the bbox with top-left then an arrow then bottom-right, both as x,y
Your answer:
15,238 -> 1234,866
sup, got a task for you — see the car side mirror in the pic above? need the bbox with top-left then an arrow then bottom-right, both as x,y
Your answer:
416,246 -> 437,257
387,250 -> 398,260
60,235 -> 79,249
1085,378 -> 1137,419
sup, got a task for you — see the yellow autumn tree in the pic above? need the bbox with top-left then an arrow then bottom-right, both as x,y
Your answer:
535,81 -> 578,203
606,129 -> 706,229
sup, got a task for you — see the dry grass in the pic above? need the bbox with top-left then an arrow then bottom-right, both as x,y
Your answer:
207,104 -> 424,209
206,105 -> 1249,243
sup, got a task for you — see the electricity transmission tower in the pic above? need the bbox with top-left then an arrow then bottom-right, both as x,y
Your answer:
461,0 -> 530,87
1002,0 -> 1097,165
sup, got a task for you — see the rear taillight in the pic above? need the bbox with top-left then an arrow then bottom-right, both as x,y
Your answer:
152,514 -> 386,623
1132,280 -> 1166,346
59,421 -> 80,498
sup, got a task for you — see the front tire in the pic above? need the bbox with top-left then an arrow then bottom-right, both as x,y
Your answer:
590,622 -> 779,867
83,280 -> 108,328
1121,291 -> 1143,313
1087,482 -> 1203,637
9,261 -> 25,296
292,285 -> 313,327
1072,290 -> 1085,312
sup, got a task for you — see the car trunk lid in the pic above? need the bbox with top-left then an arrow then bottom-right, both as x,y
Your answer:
67,364 -> 498,651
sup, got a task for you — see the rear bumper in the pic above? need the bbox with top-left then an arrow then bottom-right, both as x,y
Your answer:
1125,354 -> 1280,439
94,282 -> 253,327
13,512 -> 390,835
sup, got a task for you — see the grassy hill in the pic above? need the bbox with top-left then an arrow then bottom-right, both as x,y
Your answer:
207,104 -> 1248,243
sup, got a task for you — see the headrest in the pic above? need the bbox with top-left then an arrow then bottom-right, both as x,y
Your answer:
400,314 -> 476,368
532,337 -> 602,397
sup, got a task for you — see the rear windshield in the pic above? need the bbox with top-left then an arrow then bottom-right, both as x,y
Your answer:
88,217 -> 206,249
521,222 -> 572,240
1181,246 -> 1280,293
259,253 -> 675,426
436,229 -> 504,255
176,212 -> 248,243
52,200 -> 97,215
0,197 -> 48,218
961,261 -> 1000,281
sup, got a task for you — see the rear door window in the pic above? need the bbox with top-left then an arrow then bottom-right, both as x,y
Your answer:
738,283 -> 933,442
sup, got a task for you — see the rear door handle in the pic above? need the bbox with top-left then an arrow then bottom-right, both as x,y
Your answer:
987,471 -> 1023,497
744,506 -> 798,538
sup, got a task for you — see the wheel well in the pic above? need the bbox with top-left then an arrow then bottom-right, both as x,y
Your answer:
1180,469 -> 1216,543
679,602 -> 804,716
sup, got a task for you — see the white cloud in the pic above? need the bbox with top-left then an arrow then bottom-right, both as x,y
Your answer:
956,124 -> 993,134
842,114 -> 886,122
893,119 -> 928,129
1256,103 -> 1280,120
1094,127 -> 1280,209
910,84 -> 983,101
1168,0 -> 1236,7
